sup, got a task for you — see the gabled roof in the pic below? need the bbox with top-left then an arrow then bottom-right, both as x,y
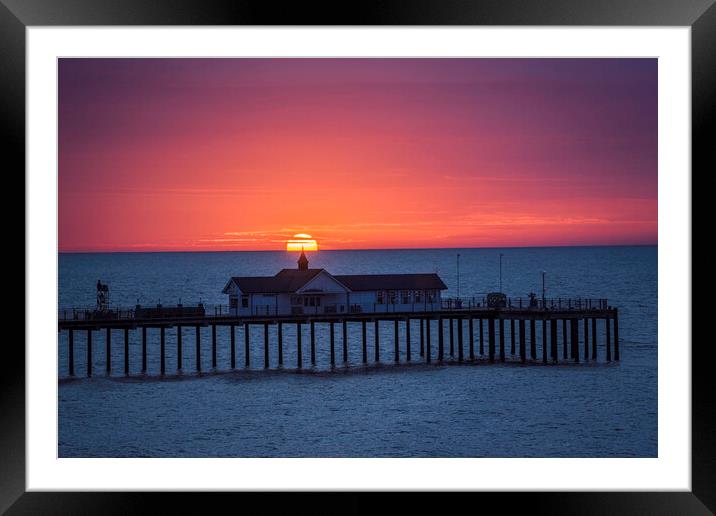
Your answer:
223,270 -> 447,295
333,273 -> 447,291
223,269 -> 324,294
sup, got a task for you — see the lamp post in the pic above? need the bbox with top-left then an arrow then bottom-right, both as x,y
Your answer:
456,253 -> 460,299
499,253 -> 504,293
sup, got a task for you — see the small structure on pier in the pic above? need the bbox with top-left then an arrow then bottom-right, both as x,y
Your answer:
222,250 -> 448,316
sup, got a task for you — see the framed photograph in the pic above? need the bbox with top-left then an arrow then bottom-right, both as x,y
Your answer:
8,0 -> 709,512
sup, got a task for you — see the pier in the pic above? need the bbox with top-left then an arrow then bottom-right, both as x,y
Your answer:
58,297 -> 620,378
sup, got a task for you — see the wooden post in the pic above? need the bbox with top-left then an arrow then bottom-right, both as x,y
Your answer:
469,318 -> 475,360
449,318 -> 454,357
394,319 -> 399,362
499,318 -> 505,362
278,322 -> 283,366
591,318 -> 597,360
160,326 -> 165,374
488,317 -> 495,362
195,325 -> 201,371
510,319 -> 516,355
562,319 -> 568,360
457,317 -> 464,362
426,318 -> 431,363
106,327 -> 111,374
310,320 -> 316,365
606,316 -> 612,361
263,322 -> 269,369
244,322 -> 250,367
330,321 -> 336,366
177,325 -> 183,370
571,319 -> 579,363
230,324 -> 236,368
124,327 -> 129,375
374,319 -> 380,362
438,317 -> 444,361
420,319 -> 425,357
614,309 -> 620,361
519,319 -> 526,363
297,322 -> 302,368
68,329 -> 74,376
406,318 -> 411,362
343,320 -> 348,363
211,324 -> 217,369
479,318 -> 484,355
141,326 -> 147,373
542,319 -> 547,364
550,319 -> 557,362
87,329 -> 93,377
583,318 -> 589,361
362,320 -> 367,363
530,318 -> 536,360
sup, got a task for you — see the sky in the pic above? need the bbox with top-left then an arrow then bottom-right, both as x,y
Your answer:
58,58 -> 657,252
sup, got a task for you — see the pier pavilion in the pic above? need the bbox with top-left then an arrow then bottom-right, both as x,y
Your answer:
222,250 -> 448,316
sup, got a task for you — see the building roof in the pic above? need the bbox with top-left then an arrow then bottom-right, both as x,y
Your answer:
333,273 -> 447,291
224,269 -> 324,294
224,269 -> 447,294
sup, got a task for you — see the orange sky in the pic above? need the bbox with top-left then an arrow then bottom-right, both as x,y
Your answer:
59,58 -> 657,252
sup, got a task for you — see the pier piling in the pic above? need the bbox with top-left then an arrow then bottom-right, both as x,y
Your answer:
160,326 -> 165,375
614,309 -> 620,361
297,322 -> 302,368
591,318 -> 597,360
571,319 -> 579,363
530,319 -> 536,360
195,324 -> 201,371
362,320 -> 367,363
583,318 -> 589,360
606,316 -> 612,361
519,319 -> 526,363
230,324 -> 235,369
469,317 -> 475,360
141,327 -> 147,372
426,318 -> 431,363
263,322 -> 269,369
457,317 -> 464,362
177,325 -> 182,370
542,320 -> 547,364
68,329 -> 74,376
311,321 -> 316,365
438,317 -> 444,361
510,319 -> 516,355
420,319 -> 425,357
499,318 -> 505,362
124,327 -> 129,375
394,319 -> 399,362
106,327 -> 111,374
562,319 -> 568,360
449,318 -> 454,357
212,324 -> 217,368
278,322 -> 283,366
244,322 -> 250,367
87,329 -> 92,377
330,321 -> 336,367
343,320 -> 348,363
479,318 -> 484,355
488,317 -> 496,362
550,319 -> 557,362
406,318 -> 411,362
374,320 -> 380,362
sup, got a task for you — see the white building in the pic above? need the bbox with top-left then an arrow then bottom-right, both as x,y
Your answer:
222,250 -> 447,316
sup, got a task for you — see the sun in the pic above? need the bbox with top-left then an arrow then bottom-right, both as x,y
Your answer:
286,234 -> 318,252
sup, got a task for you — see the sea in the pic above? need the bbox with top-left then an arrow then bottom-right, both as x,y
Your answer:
58,246 -> 657,457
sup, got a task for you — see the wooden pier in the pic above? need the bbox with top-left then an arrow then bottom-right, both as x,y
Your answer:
58,298 -> 620,378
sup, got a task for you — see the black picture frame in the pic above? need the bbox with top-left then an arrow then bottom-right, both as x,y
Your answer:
4,0 -> 710,513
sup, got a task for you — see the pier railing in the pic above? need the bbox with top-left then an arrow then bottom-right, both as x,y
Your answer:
58,297 -> 609,322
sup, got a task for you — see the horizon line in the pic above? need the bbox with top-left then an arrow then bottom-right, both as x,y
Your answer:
58,242 -> 657,255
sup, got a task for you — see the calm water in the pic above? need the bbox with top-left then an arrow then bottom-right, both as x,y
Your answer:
58,246 -> 657,457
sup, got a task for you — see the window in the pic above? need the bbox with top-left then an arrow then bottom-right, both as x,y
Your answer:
389,290 -> 396,304
230,297 -> 238,309
241,295 -> 249,308
377,291 -> 384,304
401,290 -> 410,304
414,290 -> 422,303
427,291 -> 435,303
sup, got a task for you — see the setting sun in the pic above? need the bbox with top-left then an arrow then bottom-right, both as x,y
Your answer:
286,234 -> 318,252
